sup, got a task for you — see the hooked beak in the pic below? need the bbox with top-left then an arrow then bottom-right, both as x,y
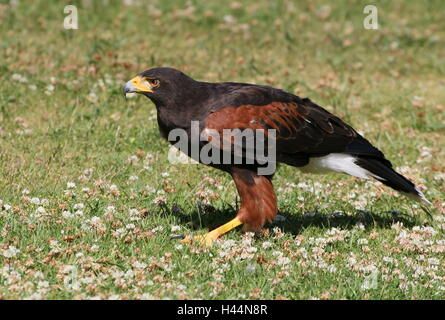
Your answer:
123,76 -> 153,98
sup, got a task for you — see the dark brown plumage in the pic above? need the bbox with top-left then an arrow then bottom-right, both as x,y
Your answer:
124,67 -> 429,244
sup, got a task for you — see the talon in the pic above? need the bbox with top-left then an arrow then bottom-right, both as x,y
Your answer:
180,234 -> 194,244
170,234 -> 186,240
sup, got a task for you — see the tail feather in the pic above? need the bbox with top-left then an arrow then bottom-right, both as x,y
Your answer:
354,156 -> 431,205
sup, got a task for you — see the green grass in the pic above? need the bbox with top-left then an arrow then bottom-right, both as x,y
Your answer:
0,0 -> 444,299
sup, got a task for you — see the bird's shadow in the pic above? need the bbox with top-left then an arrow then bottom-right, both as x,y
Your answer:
160,202 -> 423,236
277,209 -> 420,235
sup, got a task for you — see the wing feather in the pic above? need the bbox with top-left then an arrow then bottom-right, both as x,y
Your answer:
203,85 -> 385,166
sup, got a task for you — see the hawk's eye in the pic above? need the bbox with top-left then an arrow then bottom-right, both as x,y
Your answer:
148,79 -> 160,87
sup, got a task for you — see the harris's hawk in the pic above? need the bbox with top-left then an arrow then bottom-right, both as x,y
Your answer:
124,67 -> 430,245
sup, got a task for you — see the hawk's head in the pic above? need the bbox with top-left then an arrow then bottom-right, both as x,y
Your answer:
124,67 -> 196,106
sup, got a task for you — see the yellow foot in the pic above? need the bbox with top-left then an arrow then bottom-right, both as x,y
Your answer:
178,217 -> 243,247
180,233 -> 218,247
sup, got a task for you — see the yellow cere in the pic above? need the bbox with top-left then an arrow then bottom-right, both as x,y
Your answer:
131,76 -> 153,93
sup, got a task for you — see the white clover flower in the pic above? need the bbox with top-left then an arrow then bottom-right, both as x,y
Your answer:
73,203 -> 84,210
327,265 -> 337,273
170,225 -> 181,232
38,281 -> 49,288
177,284 -> 186,291
383,256 -> 395,264
69,209 -> 81,217
49,240 -> 60,248
111,269 -> 124,279
83,168 -> 93,175
124,270 -> 134,279
12,73 -> 28,83
62,265 -> 76,274
64,190 -> 75,197
128,208 -> 138,215
2,246 -> 20,258
153,195 -> 166,205
88,91 -> 98,102
132,261 -> 147,269
161,172 -> 169,177
66,182 -> 76,189
22,189 -> 30,195
44,85 -> 55,95
297,182 -> 309,189
246,246 -> 257,254
277,256 -> 291,266
129,175 -> 139,181
127,155 -> 138,164
223,14 -> 236,24
25,293 -> 44,300
105,206 -> 116,214
272,250 -> 283,257
30,197 -> 40,205
427,258 -> 440,265
36,207 -> 46,214
90,216 -> 101,224
115,228 -> 125,234
151,226 -> 164,233
62,211 -> 73,218
262,241 -> 272,249
219,239 -> 236,250
354,223 -> 365,231
80,277 -> 95,285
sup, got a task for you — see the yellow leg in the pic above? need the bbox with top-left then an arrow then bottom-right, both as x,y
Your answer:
181,217 -> 242,247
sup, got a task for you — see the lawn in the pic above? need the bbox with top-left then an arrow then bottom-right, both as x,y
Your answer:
0,0 -> 444,299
